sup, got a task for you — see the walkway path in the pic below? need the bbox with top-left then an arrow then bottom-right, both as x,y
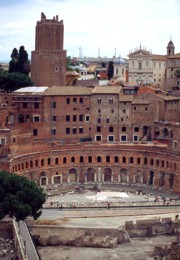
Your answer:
19,221 -> 39,260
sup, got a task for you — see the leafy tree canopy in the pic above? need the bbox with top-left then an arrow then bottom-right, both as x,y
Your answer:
107,61 -> 114,80
174,70 -> 180,79
0,71 -> 33,92
9,46 -> 30,75
66,56 -> 73,71
0,171 -> 46,221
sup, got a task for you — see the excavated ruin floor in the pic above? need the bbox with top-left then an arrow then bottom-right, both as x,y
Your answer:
38,235 -> 177,260
36,184 -> 180,260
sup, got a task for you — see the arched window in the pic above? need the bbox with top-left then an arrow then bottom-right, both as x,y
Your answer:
80,156 -> 84,163
30,160 -> 33,168
35,160 -> 38,167
130,157 -> 133,164
41,159 -> 44,166
162,160 -> 164,167
71,157 -> 75,163
166,161 -> 169,168
88,156 -> 92,163
55,157 -> 59,164
21,163 -> 24,169
106,156 -> 110,163
114,156 -> 119,163
63,157 -> 67,164
144,158 -> 147,165
150,159 -> 154,166
26,162 -> 28,169
18,164 -> 20,170
97,156 -> 101,163
122,156 -> 126,163
47,158 -> 51,165
137,157 -> 141,164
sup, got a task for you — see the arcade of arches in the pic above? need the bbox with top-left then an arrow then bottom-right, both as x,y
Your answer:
10,144 -> 179,193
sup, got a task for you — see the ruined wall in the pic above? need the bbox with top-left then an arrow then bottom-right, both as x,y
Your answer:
29,225 -> 129,248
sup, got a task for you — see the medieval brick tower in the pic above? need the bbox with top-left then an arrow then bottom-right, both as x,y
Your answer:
31,12 -> 66,86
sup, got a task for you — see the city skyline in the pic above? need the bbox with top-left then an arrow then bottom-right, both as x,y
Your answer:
0,0 -> 180,62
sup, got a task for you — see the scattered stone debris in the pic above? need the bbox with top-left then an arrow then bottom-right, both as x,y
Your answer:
0,237 -> 17,260
153,234 -> 180,259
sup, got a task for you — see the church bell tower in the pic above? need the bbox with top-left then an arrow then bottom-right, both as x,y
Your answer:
31,13 -> 66,86
167,39 -> 175,56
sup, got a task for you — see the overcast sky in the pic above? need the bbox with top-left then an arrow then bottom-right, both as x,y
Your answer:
0,0 -> 180,61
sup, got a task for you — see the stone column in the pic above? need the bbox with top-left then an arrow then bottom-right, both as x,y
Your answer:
98,167 -> 102,182
127,175 -> 129,183
118,174 -> 120,183
77,174 -> 79,183
51,176 -> 54,185
111,173 -> 113,182
67,175 -> 70,183
85,174 -> 87,183
102,173 -> 104,183
147,175 -> 150,185
164,174 -> 170,190
94,173 -> 97,182
133,174 -> 135,183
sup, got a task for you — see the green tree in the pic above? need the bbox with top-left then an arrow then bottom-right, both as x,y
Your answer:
9,48 -> 19,73
107,61 -> 114,80
174,70 -> 180,79
9,46 -> 30,75
66,56 -> 73,71
0,71 -> 33,92
18,46 -> 30,75
0,171 -> 46,221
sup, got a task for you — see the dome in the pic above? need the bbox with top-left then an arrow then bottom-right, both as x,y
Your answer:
114,58 -> 125,65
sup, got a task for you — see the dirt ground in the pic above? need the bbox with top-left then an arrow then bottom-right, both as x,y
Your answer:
37,235 -> 176,260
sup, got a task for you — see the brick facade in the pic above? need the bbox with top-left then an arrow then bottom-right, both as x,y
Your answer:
0,85 -> 180,193
31,13 -> 66,87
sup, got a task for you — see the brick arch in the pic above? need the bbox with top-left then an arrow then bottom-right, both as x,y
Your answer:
8,143 -> 180,193
134,170 -> 143,184
40,171 -> 48,186
119,168 -> 128,183
69,168 -> 77,182
103,168 -> 112,182
85,168 -> 95,182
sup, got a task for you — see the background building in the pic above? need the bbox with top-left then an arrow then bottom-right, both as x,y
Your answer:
127,45 -> 166,87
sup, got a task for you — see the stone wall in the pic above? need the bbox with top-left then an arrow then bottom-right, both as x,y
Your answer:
0,220 -> 13,239
125,217 -> 180,237
29,226 -> 130,248
29,219 -> 180,249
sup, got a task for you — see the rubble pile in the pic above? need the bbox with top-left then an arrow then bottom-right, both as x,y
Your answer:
0,237 -> 16,259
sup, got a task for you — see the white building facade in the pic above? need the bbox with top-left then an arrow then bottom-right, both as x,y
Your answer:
128,46 -> 166,87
